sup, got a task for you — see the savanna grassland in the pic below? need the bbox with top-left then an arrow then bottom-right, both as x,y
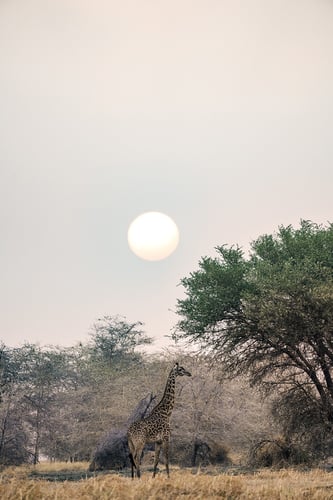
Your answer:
1,462 -> 333,499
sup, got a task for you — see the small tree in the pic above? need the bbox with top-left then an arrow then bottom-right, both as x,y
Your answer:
17,344 -> 72,464
90,315 -> 152,365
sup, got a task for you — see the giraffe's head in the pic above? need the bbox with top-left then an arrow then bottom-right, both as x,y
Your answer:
173,362 -> 191,377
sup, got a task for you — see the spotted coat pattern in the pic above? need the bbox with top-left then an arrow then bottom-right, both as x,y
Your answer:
127,362 -> 191,478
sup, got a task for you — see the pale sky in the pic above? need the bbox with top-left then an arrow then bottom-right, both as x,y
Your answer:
1,0 -> 333,351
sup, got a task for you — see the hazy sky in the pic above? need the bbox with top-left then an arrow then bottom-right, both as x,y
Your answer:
1,0 -> 333,351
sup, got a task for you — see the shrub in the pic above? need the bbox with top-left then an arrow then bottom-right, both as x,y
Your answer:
247,436 -> 312,468
171,436 -> 231,467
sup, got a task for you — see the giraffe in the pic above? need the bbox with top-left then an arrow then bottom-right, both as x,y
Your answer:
127,362 -> 191,478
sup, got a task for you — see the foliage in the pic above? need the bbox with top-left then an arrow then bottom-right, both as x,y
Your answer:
0,344 -> 76,465
0,344 -> 273,467
173,221 -> 333,453
0,333 -> 287,466
174,246 -> 250,341
89,315 -> 152,366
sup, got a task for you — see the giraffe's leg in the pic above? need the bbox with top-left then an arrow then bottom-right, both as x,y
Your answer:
129,453 -> 135,479
162,439 -> 170,478
133,445 -> 144,478
153,441 -> 162,478
128,437 -> 136,479
135,457 -> 141,479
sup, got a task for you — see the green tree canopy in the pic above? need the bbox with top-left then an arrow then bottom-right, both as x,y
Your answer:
90,315 -> 152,365
173,221 -> 333,448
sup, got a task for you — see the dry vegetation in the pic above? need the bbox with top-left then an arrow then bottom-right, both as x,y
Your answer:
1,462 -> 333,499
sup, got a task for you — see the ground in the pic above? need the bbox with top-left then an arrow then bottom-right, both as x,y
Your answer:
1,462 -> 333,499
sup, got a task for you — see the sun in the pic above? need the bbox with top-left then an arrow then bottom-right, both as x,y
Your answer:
127,212 -> 180,261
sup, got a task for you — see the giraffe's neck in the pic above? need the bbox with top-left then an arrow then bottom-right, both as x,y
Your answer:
152,370 -> 176,419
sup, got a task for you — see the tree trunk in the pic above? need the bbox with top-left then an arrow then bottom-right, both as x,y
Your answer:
33,407 -> 41,465
0,396 -> 11,464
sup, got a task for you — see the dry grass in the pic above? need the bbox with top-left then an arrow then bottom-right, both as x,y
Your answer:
0,462 -> 333,499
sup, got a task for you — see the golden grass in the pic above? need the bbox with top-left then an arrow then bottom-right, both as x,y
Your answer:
0,462 -> 333,499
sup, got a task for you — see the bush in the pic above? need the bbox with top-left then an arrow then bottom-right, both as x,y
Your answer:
171,436 -> 231,467
0,426 -> 31,466
247,436 -> 312,468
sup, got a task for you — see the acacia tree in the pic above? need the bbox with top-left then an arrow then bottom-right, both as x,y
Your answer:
173,221 -> 333,454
